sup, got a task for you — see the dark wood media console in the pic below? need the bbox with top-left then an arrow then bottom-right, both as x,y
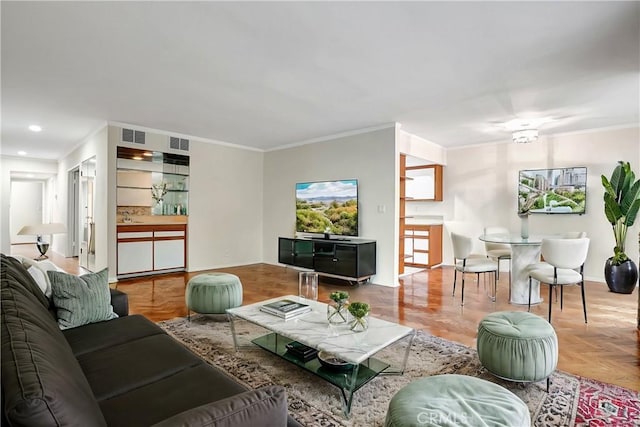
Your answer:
278,237 -> 376,284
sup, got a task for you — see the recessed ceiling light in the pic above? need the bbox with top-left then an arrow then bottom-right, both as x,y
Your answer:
28,125 -> 42,132
132,156 -> 143,160
18,151 -> 27,156
143,152 -> 153,157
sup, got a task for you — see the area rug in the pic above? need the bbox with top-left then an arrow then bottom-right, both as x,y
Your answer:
158,315 -> 636,426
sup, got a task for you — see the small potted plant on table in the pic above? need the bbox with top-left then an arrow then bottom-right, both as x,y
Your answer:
327,291 -> 349,324
348,302 -> 370,332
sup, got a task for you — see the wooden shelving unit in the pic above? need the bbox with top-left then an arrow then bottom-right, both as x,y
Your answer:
399,154 -> 444,273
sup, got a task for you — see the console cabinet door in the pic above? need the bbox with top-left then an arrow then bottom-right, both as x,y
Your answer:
154,239 -> 185,270
278,238 -> 314,269
331,245 -> 357,277
118,241 -> 153,274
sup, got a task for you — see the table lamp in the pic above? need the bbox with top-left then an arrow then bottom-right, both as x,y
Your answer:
17,222 -> 67,259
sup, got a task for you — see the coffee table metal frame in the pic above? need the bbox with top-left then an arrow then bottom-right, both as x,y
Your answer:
227,296 -> 415,417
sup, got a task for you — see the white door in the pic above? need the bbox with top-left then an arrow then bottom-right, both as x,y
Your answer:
79,157 -> 96,271
10,180 -> 44,244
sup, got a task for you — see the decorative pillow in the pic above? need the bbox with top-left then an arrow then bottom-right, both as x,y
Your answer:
26,265 -> 48,295
47,268 -> 118,330
10,255 -> 60,298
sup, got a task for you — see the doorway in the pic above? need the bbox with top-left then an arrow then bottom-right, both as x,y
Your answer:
79,157 -> 96,272
10,180 -> 44,244
67,167 -> 80,258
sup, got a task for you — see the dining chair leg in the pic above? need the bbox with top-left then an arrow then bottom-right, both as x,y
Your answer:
508,259 -> 512,301
461,273 -> 466,306
580,280 -> 588,323
546,377 -> 550,393
493,271 -> 497,302
560,285 -> 564,311
453,269 -> 457,296
548,284 -> 553,323
528,277 -> 532,312
476,273 -> 480,287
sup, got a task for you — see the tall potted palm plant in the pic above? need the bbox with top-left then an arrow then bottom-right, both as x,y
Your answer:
602,161 -> 640,293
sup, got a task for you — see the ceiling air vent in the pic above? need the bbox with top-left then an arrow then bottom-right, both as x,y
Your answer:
169,136 -> 189,151
122,128 -> 134,143
134,130 -> 145,144
122,128 -> 145,144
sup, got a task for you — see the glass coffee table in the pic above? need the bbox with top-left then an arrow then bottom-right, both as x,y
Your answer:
226,295 -> 414,417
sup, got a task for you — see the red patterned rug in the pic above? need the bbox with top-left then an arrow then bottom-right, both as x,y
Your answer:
575,376 -> 640,426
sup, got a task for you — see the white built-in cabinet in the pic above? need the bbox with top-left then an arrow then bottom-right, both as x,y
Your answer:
117,224 -> 186,277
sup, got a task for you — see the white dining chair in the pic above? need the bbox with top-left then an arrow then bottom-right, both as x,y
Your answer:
483,226 -> 512,298
528,231 -> 587,302
451,232 -> 498,306
527,237 -> 590,323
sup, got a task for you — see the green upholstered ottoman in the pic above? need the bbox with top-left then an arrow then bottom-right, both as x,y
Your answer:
384,374 -> 530,427
477,311 -> 558,391
185,273 -> 243,317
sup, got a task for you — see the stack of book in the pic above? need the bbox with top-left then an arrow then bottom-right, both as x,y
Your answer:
285,341 -> 318,362
259,299 -> 311,320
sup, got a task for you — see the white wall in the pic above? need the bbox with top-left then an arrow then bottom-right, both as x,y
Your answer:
187,141 -> 264,271
0,156 -> 58,253
398,130 -> 447,166
426,127 -> 639,282
56,126 -> 109,270
263,126 -> 398,286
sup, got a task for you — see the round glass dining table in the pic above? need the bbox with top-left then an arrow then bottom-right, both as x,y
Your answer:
479,233 -> 555,305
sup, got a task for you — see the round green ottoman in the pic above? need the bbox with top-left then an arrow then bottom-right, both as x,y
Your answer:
185,273 -> 243,317
477,311 -> 558,391
384,374 -> 530,427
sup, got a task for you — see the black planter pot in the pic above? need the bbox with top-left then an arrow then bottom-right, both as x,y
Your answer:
604,258 -> 638,294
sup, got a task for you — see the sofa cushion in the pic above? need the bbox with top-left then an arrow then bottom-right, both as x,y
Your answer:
77,333 -> 203,400
48,268 -> 118,330
109,287 -> 129,317
151,385 -> 288,427
63,314 -> 163,356
2,254 -> 51,312
99,364 -> 251,426
1,254 -> 107,427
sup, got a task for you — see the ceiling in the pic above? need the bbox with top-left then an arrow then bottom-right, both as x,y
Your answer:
2,1 -> 638,160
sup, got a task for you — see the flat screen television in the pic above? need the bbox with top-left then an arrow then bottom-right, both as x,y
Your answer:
518,167 -> 587,214
296,179 -> 358,236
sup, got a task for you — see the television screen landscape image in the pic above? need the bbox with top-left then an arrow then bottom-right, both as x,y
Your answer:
518,167 -> 587,214
296,179 -> 358,236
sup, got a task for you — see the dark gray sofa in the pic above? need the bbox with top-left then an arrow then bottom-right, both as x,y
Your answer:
1,254 -> 298,426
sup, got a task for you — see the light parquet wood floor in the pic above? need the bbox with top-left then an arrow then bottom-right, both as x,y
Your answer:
12,245 -> 639,391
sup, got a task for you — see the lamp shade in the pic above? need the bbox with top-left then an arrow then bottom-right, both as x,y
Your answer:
18,223 -> 67,236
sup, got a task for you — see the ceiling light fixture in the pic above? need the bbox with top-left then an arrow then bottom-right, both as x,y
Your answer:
28,125 -> 42,132
512,129 -> 539,144
18,151 -> 27,156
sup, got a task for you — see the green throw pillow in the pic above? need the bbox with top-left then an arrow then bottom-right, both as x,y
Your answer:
48,268 -> 118,330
